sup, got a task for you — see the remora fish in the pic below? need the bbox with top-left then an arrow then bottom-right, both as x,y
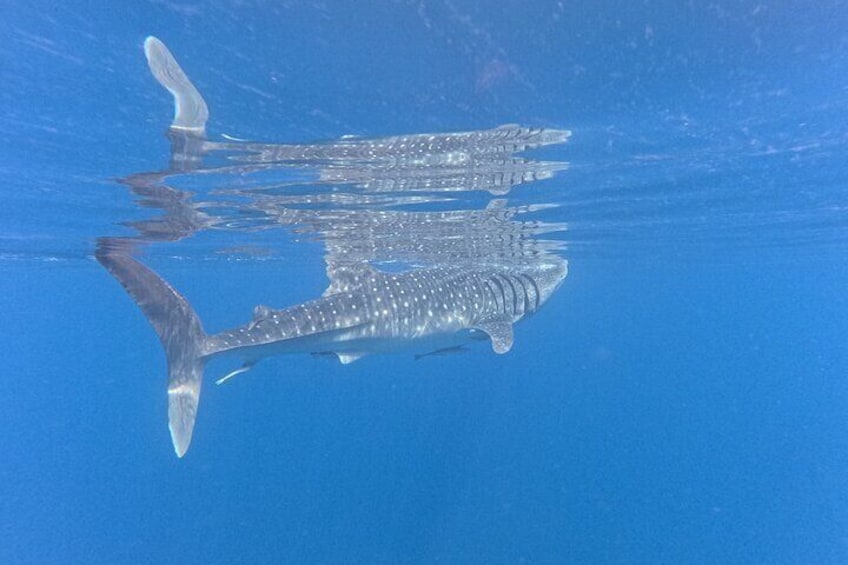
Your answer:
97,248 -> 567,457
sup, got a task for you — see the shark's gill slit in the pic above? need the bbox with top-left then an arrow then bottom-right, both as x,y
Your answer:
520,275 -> 535,314
510,275 -> 530,316
498,274 -> 521,316
483,278 -> 503,315
487,275 -> 509,316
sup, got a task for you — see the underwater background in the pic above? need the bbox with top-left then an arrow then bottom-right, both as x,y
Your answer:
2,1 -> 848,563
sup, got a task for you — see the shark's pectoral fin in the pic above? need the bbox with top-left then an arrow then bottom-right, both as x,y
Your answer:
312,351 -> 366,364
467,329 -> 490,341
336,352 -> 366,364
474,319 -> 515,354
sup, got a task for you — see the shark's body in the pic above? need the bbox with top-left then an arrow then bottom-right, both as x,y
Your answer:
207,261 -> 566,363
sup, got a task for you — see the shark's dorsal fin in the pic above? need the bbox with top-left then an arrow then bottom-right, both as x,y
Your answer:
474,319 -> 515,354
253,304 -> 273,320
247,305 -> 273,330
324,261 -> 379,296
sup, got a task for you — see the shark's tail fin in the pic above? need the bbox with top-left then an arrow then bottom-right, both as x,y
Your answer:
143,36 -> 210,170
143,36 -> 208,135
96,242 -> 208,457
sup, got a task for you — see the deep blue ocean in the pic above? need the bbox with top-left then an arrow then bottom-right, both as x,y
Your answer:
3,1 -> 848,563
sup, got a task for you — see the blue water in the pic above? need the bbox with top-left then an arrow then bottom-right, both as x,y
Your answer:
3,1 -> 848,563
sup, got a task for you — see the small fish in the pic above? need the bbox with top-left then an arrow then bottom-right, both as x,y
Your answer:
414,345 -> 469,360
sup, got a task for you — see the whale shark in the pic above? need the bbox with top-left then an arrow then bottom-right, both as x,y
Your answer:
97,37 -> 569,457
97,245 -> 566,457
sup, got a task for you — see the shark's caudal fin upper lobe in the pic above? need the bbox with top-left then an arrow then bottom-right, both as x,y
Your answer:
96,244 -> 208,457
143,36 -> 208,135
